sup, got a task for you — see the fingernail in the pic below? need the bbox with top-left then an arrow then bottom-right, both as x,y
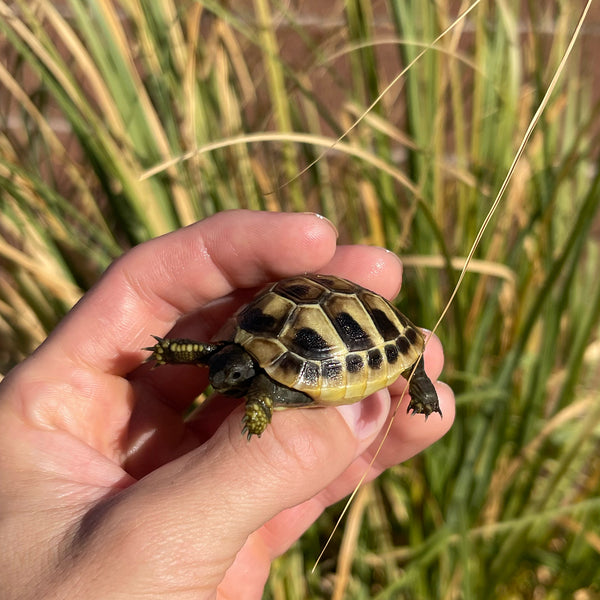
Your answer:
302,212 -> 339,238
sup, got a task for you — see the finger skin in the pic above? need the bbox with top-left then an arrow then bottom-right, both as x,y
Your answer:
125,242 -> 405,475
35,210 -> 340,376
215,333 -> 452,596
3,211 -> 339,451
0,210 -> 453,600
132,242 -> 404,412
214,380 -> 454,597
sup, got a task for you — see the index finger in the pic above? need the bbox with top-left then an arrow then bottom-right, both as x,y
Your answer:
34,210 -> 339,375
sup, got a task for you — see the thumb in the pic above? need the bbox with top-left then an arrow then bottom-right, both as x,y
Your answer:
74,394 -> 389,597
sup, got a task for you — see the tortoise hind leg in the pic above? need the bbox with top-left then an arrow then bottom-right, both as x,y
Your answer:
403,356 -> 442,418
242,374 -> 314,439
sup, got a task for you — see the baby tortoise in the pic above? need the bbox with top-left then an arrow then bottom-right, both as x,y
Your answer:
146,273 -> 440,439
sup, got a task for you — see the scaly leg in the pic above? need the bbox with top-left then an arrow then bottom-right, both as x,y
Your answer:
404,356 -> 441,418
145,336 -> 227,366
242,374 -> 314,439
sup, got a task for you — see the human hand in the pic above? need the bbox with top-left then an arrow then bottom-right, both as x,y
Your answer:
0,210 -> 454,599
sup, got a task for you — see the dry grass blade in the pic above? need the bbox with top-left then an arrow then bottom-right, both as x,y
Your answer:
331,484 -> 370,600
312,0 -> 596,588
0,238 -> 81,305
427,0 -> 594,344
275,0 -> 483,190
2,1 -> 600,597
140,132 -> 419,196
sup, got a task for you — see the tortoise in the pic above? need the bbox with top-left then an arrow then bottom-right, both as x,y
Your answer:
145,273 -> 440,439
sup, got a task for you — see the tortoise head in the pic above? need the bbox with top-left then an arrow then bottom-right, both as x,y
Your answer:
208,344 -> 257,397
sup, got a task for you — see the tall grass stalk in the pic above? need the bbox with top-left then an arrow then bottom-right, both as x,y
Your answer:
1,1 -> 599,597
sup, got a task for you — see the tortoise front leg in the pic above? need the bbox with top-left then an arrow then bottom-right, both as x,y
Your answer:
145,336 -> 227,366
242,374 -> 314,439
242,379 -> 274,440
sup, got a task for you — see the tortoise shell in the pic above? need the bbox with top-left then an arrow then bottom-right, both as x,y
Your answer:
233,273 -> 424,405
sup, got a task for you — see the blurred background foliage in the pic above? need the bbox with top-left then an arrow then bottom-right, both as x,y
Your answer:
1,0 -> 600,597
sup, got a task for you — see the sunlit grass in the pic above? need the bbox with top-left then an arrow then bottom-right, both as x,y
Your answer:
1,0 -> 599,597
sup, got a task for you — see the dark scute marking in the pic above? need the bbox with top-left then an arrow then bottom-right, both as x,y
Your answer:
322,359 -> 343,382
405,327 -> 419,345
282,284 -> 317,303
396,335 -> 412,355
370,308 -> 400,341
311,275 -> 336,287
291,327 -> 331,360
333,312 -> 373,351
310,274 -> 356,293
368,348 -> 383,369
385,344 -> 399,364
301,361 -> 320,385
239,307 -> 278,335
346,353 -> 364,373
276,352 -> 304,378
396,311 -> 410,327
276,279 -> 324,303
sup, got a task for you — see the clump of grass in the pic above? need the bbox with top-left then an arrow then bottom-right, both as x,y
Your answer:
1,1 -> 600,598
